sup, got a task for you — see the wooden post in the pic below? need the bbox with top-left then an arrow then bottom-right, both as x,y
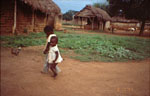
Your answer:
101,22 -> 103,30
98,22 -> 100,30
46,14 -> 49,25
79,17 -> 81,28
81,17 -> 83,29
32,9 -> 35,32
103,21 -> 105,31
54,14 -> 57,29
78,17 -> 80,25
45,14 -> 47,25
12,0 -> 17,34
92,17 -> 94,30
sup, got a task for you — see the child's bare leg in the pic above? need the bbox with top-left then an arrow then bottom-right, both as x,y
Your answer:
50,63 -> 58,77
41,63 -> 49,74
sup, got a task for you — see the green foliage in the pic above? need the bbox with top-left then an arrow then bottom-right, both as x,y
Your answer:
0,32 -> 46,47
107,0 -> 150,20
63,10 -> 78,21
1,32 -> 150,62
93,2 -> 109,12
107,0 -> 150,35
57,33 -> 150,61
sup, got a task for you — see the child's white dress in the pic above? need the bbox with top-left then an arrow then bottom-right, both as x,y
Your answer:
46,34 -> 63,63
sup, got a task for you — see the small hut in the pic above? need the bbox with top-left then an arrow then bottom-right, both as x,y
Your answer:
0,0 -> 62,35
111,16 -> 140,29
74,5 -> 111,30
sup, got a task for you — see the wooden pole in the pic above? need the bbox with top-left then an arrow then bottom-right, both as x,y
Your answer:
101,22 -> 103,31
46,14 -> 49,25
78,17 -> 80,25
103,21 -> 105,31
98,22 -> 100,30
12,0 -> 17,34
81,17 -> 83,29
92,17 -> 94,30
45,14 -> 47,25
54,14 -> 56,29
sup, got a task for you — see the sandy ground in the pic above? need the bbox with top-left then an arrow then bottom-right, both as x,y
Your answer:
1,46 -> 150,96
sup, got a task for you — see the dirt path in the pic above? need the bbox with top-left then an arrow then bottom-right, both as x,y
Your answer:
1,46 -> 150,96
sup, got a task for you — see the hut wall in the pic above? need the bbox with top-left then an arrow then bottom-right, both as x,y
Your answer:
0,0 -> 14,34
34,11 -> 46,32
1,0 -> 58,34
16,1 -> 33,34
47,15 -> 55,28
111,22 -> 139,30
111,22 -> 138,28
84,23 -> 99,30
54,15 -> 62,30
84,18 -> 103,30
17,1 -> 46,33
105,21 -> 111,29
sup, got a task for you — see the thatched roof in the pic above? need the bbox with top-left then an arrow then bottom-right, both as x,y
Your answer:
75,5 -> 111,21
21,0 -> 61,15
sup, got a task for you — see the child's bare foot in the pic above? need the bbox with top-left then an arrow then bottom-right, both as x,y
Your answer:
52,73 -> 57,77
40,71 -> 47,74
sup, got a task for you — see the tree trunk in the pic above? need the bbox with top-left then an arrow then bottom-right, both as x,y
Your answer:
139,20 -> 145,36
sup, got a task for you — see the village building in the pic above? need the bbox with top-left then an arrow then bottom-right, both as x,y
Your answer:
111,16 -> 140,30
74,5 -> 112,31
0,0 -> 62,35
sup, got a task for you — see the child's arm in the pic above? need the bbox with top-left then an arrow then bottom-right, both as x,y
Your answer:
43,42 -> 50,54
43,36 -> 57,54
53,51 -> 58,63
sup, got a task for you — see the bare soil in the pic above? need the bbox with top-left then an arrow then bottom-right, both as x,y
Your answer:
1,46 -> 150,96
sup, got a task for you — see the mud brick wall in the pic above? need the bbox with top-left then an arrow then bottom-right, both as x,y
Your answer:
16,1 -> 33,34
1,0 -> 55,34
0,0 -> 14,34
34,11 -> 46,32
54,15 -> 62,30
17,3 -> 47,33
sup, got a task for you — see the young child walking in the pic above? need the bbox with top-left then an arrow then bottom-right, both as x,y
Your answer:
42,26 -> 63,77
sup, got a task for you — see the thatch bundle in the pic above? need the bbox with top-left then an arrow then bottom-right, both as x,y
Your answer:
21,0 -> 61,15
75,5 -> 111,21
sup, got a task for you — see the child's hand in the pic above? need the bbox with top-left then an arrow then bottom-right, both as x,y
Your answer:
43,50 -> 48,54
53,60 -> 56,63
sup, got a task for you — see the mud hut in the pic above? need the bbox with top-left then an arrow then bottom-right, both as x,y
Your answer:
74,5 -> 111,30
0,0 -> 62,35
111,17 -> 140,28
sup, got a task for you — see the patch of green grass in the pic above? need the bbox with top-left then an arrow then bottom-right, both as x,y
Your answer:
1,31 -> 150,62
70,56 -> 92,62
57,33 -> 150,62
0,32 -> 46,47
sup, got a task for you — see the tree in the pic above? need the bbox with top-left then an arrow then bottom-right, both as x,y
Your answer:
93,3 -> 109,12
63,10 -> 78,21
107,0 -> 150,35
